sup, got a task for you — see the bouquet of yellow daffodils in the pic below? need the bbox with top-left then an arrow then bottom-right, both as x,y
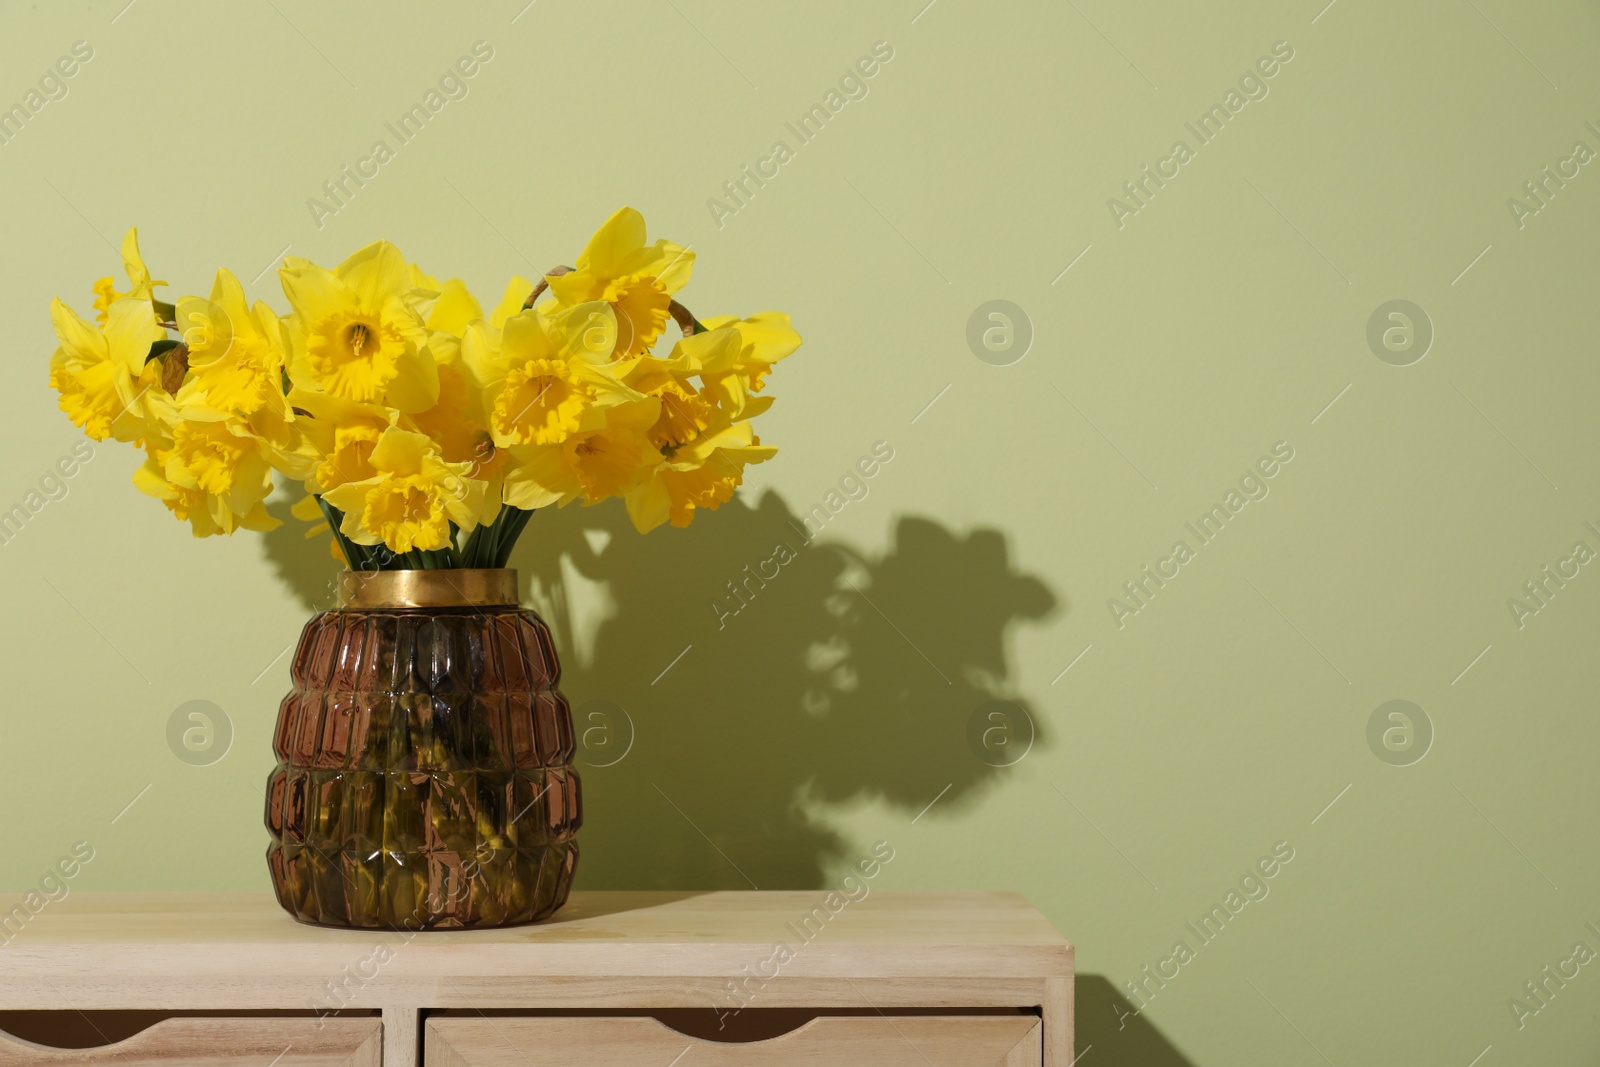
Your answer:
47,208 -> 800,569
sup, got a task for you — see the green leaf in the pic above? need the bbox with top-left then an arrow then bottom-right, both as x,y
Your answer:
145,339 -> 183,363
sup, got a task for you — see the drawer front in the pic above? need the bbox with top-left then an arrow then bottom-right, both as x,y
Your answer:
428,1015 -> 1041,1066
0,1017 -> 381,1066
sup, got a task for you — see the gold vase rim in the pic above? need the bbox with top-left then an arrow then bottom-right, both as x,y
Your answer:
336,568 -> 519,610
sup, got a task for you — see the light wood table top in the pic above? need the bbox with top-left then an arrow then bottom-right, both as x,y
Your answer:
2,891 -> 1072,979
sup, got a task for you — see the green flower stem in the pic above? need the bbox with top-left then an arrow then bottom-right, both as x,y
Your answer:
314,497 -> 369,571
315,497 -> 538,572
459,522 -> 491,569
494,507 -> 535,567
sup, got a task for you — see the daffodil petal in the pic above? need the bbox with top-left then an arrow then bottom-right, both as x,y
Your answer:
174,295 -> 234,363
649,240 -> 694,293
104,298 -> 158,374
368,426 -> 433,476
338,240 -> 410,311
278,262 -> 354,326
490,276 -> 535,330
501,444 -> 576,509
624,476 -> 671,533
50,297 -> 105,360
118,227 -> 165,294
290,494 -> 325,522
581,207 -> 647,277
501,307 -> 558,362
427,278 -> 485,336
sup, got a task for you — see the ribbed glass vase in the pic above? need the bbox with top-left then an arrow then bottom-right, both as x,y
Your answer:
264,569 -> 580,929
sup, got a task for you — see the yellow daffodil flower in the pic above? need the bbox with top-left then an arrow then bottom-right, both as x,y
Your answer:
133,418 -> 279,537
406,278 -> 501,474
500,398 -> 663,511
464,300 -> 662,511
625,420 -> 775,533
544,207 -> 694,357
700,311 -> 802,393
132,460 -> 277,537
172,268 -> 297,447
631,362 -> 715,452
462,302 -> 635,449
285,387 -> 395,494
163,418 -> 277,504
322,427 -> 491,553
625,326 -> 753,448
468,301 -> 661,511
565,401 -> 664,503
48,295 -> 171,443
279,240 -> 439,412
91,228 -> 168,340
47,214 -> 797,555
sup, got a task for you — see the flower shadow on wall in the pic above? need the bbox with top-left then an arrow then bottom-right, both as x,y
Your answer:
508,490 -> 1056,890
262,489 -> 1056,890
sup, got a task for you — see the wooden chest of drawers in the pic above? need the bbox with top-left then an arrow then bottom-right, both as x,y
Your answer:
0,892 -> 1072,1065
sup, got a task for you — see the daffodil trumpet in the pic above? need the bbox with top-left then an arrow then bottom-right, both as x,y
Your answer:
47,208 -> 800,569
523,264 -> 706,337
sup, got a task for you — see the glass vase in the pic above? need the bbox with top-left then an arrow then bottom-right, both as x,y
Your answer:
264,568 -> 580,928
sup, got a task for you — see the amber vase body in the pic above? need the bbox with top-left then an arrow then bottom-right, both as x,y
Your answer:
264,573 -> 580,929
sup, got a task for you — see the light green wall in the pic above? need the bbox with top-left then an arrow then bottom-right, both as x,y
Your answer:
3,1 -> 1599,1062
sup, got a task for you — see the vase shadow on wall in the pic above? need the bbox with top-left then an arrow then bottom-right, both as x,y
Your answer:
1075,976 -> 1200,1066
261,489 -> 1057,890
